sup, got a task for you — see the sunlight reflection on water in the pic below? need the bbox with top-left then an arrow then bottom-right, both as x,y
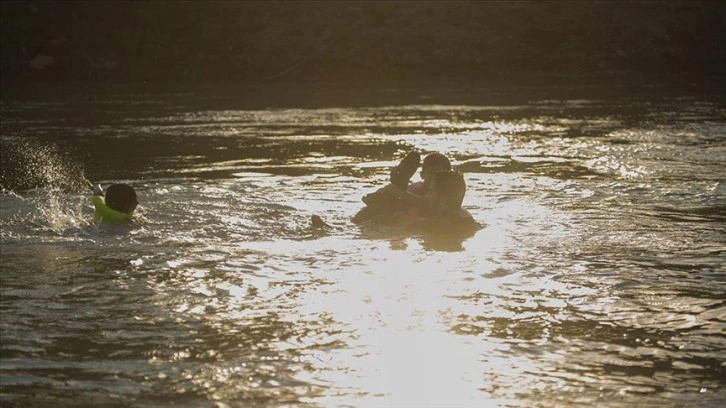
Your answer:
1,94 -> 725,407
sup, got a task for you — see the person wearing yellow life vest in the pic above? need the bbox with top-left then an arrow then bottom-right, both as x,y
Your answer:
92,183 -> 138,224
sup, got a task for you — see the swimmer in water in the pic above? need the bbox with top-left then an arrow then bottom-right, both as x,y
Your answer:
352,151 -> 455,225
370,169 -> 478,232
92,183 -> 138,223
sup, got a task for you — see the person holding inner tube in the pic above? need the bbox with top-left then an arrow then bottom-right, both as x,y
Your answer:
401,169 -> 479,232
352,151 -> 478,232
92,183 -> 138,223
351,151 -> 454,225
352,151 -> 422,224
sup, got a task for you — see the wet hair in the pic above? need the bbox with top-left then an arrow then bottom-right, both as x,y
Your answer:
105,184 -> 138,214
421,153 -> 451,177
430,170 -> 466,210
421,153 -> 451,182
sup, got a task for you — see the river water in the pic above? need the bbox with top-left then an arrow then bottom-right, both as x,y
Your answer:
1,84 -> 724,407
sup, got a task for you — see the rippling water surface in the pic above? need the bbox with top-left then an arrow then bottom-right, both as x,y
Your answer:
1,85 -> 724,407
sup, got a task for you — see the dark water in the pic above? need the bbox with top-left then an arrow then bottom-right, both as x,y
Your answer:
1,84 -> 725,407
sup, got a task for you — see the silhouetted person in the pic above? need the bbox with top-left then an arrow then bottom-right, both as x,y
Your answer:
380,169 -> 478,231
353,151 -> 421,223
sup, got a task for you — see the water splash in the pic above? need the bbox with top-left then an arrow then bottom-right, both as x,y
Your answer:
0,188 -> 91,238
0,137 -> 91,193
0,137 -> 95,236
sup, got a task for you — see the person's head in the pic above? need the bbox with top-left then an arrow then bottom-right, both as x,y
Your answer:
424,170 -> 466,214
421,153 -> 451,182
105,184 -> 138,214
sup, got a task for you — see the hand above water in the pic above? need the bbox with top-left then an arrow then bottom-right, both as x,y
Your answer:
93,184 -> 104,196
389,151 -> 420,189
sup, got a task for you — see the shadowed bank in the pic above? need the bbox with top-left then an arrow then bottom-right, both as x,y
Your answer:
1,1 -> 725,88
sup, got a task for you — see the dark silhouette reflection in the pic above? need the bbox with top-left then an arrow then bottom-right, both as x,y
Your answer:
354,220 -> 481,252
419,226 -> 480,252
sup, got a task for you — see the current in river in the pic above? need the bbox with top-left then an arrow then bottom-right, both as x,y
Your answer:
1,84 -> 725,407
